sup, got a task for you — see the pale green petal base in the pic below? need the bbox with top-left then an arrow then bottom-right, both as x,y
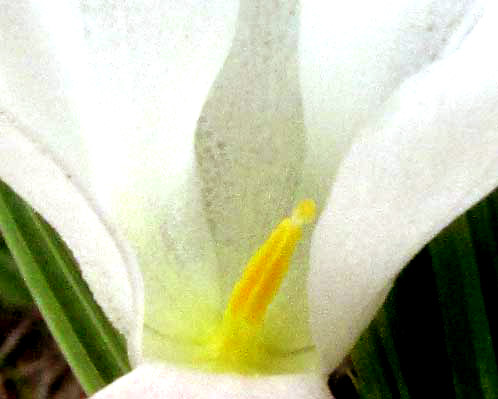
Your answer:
138,273 -> 319,374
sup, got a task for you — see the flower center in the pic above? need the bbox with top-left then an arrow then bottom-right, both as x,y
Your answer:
200,199 -> 316,372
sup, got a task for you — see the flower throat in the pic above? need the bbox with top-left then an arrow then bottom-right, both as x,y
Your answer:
200,199 -> 316,373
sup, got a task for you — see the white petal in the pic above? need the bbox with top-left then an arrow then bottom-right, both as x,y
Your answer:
298,0 -> 483,204
76,1 -> 239,363
308,3 -> 498,371
195,0 -> 304,288
0,1 -> 94,185
0,1 -> 239,363
0,0 -> 143,362
194,1 -> 312,353
90,364 -> 332,399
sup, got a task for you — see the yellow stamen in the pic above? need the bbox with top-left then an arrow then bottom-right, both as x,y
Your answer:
206,199 -> 315,369
226,199 -> 315,324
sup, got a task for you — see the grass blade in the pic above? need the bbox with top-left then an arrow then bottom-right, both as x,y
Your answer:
352,188 -> 498,399
429,215 -> 498,399
0,180 -> 130,394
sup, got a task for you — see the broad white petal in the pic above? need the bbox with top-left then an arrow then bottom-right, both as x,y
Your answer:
308,3 -> 498,371
299,0 -> 483,204
194,1 -> 312,353
298,0 -> 482,365
195,0 -> 304,289
0,1 -> 239,363
78,1 -> 239,364
0,1 -> 94,184
91,364 -> 332,399
0,0 -> 143,362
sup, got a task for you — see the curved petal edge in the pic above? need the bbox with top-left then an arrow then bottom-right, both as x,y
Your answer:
0,109 -> 144,364
308,3 -> 498,372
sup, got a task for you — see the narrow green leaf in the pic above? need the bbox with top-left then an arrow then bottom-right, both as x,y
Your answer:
466,197 -> 498,359
0,185 -> 104,393
351,325 -> 394,399
374,307 -> 411,399
353,189 -> 498,399
386,248 -> 456,398
0,249 -> 33,306
0,180 -> 130,394
28,202 -> 130,380
429,215 -> 498,399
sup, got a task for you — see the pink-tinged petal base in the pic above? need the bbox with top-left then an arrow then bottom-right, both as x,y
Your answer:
91,364 -> 332,399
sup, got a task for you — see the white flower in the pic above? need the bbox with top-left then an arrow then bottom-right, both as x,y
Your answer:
1,1 -> 498,398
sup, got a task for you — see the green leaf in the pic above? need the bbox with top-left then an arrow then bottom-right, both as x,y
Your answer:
430,215 -> 498,399
351,188 -> 498,399
0,248 -> 33,307
373,308 -> 410,399
351,323 -> 394,399
0,180 -> 130,395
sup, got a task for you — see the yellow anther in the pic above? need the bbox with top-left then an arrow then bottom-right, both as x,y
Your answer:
201,199 -> 316,371
291,198 -> 316,226
220,199 -> 316,337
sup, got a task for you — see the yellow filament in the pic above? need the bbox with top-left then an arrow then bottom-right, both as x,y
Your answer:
221,199 -> 315,338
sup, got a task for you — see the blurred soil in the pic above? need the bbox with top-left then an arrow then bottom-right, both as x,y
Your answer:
0,303 -> 85,399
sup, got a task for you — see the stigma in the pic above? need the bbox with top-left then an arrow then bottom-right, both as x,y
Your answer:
202,199 -> 316,372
